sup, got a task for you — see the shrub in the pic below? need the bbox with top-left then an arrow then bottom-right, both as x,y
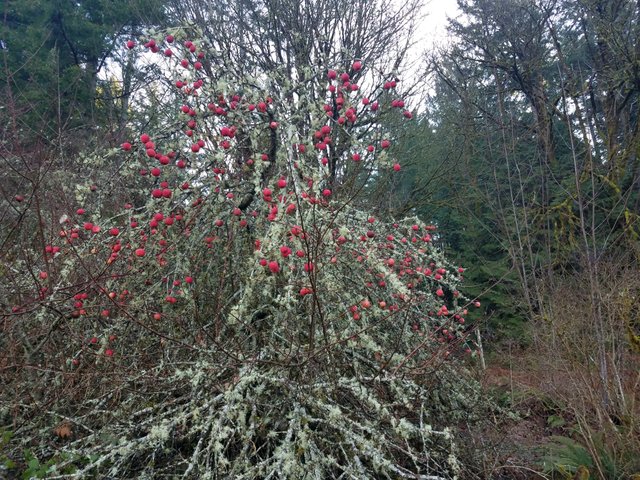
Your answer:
0,27 -> 481,479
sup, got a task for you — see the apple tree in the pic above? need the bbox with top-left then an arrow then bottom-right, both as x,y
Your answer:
0,24 -> 482,479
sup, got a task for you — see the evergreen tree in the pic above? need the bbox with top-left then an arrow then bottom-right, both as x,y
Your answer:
0,0 -> 166,144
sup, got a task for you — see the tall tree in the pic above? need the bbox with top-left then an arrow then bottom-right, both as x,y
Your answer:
163,0 -> 425,192
395,0 -> 640,424
0,0 -> 166,146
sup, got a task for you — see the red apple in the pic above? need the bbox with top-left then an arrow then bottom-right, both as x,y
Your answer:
268,261 -> 280,273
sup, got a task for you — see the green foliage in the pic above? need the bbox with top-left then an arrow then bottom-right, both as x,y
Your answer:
546,414 -> 566,430
541,434 -> 617,480
0,0 -> 166,143
0,428 -> 17,472
541,416 -> 640,480
542,435 -> 593,474
388,0 -> 640,354
21,449 -> 63,479
389,114 -> 529,345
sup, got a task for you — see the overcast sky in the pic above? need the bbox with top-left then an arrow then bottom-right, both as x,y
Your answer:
419,0 -> 461,48
397,0 -> 460,95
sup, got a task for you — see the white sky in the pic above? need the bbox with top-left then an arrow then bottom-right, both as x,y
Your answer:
418,0 -> 461,49
396,0 -> 460,99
